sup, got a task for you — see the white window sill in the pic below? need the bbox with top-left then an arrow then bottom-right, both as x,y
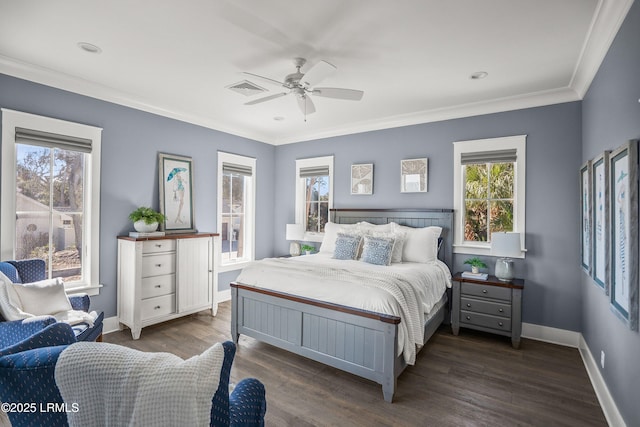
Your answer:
453,244 -> 527,259
66,284 -> 102,297
219,260 -> 252,273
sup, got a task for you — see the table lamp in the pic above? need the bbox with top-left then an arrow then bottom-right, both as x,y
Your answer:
491,232 -> 521,281
286,223 -> 304,256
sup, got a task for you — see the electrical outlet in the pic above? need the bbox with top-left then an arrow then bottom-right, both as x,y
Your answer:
600,350 -> 605,369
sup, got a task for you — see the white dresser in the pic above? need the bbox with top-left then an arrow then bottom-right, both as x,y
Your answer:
117,233 -> 220,339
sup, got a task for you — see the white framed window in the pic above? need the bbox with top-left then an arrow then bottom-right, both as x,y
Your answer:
295,156 -> 334,243
217,152 -> 256,271
453,135 -> 526,257
1,109 -> 102,295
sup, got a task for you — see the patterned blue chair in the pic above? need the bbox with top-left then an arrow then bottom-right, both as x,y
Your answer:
0,259 -> 103,342
0,339 -> 266,427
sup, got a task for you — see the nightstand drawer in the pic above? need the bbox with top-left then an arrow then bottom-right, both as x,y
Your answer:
461,297 -> 512,317
141,294 -> 176,320
141,274 -> 176,299
143,239 -> 176,254
461,283 -> 512,302
141,254 -> 176,277
460,310 -> 511,332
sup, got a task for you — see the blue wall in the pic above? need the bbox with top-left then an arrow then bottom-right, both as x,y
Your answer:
275,102 -> 583,331
0,73 -> 276,318
581,1 -> 640,425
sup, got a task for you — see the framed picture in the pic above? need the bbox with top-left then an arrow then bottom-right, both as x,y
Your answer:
592,152 -> 610,293
401,158 -> 428,193
351,163 -> 373,195
580,161 -> 592,274
609,140 -> 638,331
158,152 -> 197,233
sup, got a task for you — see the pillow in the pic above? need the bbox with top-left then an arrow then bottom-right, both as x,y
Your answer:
360,235 -> 395,266
11,278 -> 72,316
333,233 -> 363,260
395,225 -> 442,263
0,271 -> 32,321
319,222 -> 361,254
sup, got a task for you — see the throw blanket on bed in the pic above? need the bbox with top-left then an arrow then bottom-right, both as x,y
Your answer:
55,342 -> 224,427
236,255 -> 451,364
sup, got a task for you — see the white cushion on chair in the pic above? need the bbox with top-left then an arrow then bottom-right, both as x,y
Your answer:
0,271 -> 32,321
10,278 -> 72,316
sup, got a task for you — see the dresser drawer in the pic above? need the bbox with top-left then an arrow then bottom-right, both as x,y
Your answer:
460,310 -> 511,332
141,254 -> 176,277
142,239 -> 176,254
461,296 -> 511,318
141,274 -> 176,299
141,294 -> 175,320
461,282 -> 512,302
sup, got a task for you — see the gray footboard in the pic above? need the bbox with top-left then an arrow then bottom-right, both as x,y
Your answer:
231,283 -> 446,402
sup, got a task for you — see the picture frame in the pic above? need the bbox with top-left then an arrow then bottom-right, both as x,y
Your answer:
591,152 -> 610,293
580,161 -> 592,274
158,152 -> 197,234
351,163 -> 373,195
609,140 -> 638,331
401,158 -> 428,193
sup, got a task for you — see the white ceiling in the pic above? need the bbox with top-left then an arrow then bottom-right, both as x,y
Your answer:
0,0 -> 633,145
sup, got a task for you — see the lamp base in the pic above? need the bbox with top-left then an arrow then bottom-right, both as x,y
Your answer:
289,242 -> 301,257
495,258 -> 514,281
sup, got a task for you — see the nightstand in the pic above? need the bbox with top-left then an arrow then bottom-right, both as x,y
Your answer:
451,272 -> 524,349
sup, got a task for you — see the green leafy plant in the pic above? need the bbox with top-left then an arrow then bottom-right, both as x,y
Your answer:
463,257 -> 488,269
301,244 -> 315,253
128,207 -> 166,224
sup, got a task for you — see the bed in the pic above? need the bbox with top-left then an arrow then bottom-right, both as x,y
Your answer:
231,208 -> 454,402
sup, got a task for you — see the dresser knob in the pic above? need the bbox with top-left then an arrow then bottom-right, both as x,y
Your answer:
466,316 -> 471,320
154,306 -> 161,310
155,264 -> 162,267
155,285 -> 161,288
498,322 -> 504,327
482,289 -> 488,294
155,244 -> 162,248
498,308 -> 504,313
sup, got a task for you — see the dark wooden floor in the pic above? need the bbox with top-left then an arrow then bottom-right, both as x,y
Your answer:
105,302 -> 607,427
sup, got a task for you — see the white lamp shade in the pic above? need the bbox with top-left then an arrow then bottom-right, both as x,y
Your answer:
286,223 -> 304,241
491,232 -> 521,258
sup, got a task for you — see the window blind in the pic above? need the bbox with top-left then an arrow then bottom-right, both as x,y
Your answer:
461,149 -> 517,165
15,127 -> 92,154
222,162 -> 253,176
299,166 -> 330,178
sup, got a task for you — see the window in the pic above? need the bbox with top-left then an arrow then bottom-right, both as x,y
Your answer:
217,152 -> 255,270
453,135 -> 526,256
295,156 -> 334,242
1,109 -> 102,294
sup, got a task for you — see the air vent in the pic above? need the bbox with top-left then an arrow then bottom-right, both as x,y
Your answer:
226,80 -> 267,96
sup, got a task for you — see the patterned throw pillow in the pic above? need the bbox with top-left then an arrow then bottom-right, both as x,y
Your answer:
333,233 -> 362,260
360,235 -> 395,266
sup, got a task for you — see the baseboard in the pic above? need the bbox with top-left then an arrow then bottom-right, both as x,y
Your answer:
102,316 -> 121,335
521,322 -> 581,347
579,336 -> 626,427
216,289 -> 231,303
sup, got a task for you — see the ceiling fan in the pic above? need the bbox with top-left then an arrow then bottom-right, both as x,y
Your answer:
243,58 -> 364,117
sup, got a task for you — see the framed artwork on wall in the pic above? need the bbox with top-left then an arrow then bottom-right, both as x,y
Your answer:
591,151 -> 610,293
351,163 -> 373,195
158,152 -> 197,234
609,140 -> 638,331
401,158 -> 428,193
580,161 -> 592,274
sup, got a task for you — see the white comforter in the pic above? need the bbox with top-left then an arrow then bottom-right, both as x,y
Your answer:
236,254 -> 452,365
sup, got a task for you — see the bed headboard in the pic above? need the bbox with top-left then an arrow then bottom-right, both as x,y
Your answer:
330,208 -> 455,270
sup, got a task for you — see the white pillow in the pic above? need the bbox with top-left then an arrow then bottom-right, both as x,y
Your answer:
11,278 -> 72,316
0,271 -> 32,321
319,222 -> 360,254
395,225 -> 442,263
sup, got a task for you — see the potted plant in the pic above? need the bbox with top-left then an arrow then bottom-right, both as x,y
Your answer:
463,257 -> 488,274
128,207 -> 166,233
300,244 -> 315,255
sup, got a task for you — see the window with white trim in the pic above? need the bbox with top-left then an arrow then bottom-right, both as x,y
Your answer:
453,135 -> 526,257
217,152 -> 255,270
1,109 -> 102,294
295,156 -> 334,242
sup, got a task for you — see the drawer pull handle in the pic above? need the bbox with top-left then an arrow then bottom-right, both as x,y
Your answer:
466,303 -> 471,308
155,264 -> 162,267
498,322 -> 504,327
482,290 -> 488,294
154,306 -> 161,310
155,285 -> 162,288
466,316 -> 471,320
155,244 -> 162,248
498,308 -> 504,313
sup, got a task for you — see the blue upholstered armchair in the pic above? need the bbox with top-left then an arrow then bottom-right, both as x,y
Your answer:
0,259 -> 103,342
0,338 -> 266,427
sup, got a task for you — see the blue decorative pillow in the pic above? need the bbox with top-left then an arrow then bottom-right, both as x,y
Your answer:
360,236 -> 395,266
333,233 -> 362,260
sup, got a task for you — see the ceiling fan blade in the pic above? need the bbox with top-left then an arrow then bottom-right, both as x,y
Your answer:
245,92 -> 288,105
312,87 -> 364,101
297,95 -> 316,115
241,72 -> 285,87
301,60 -> 336,87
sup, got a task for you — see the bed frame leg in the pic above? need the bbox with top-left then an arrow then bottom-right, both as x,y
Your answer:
382,383 -> 395,403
